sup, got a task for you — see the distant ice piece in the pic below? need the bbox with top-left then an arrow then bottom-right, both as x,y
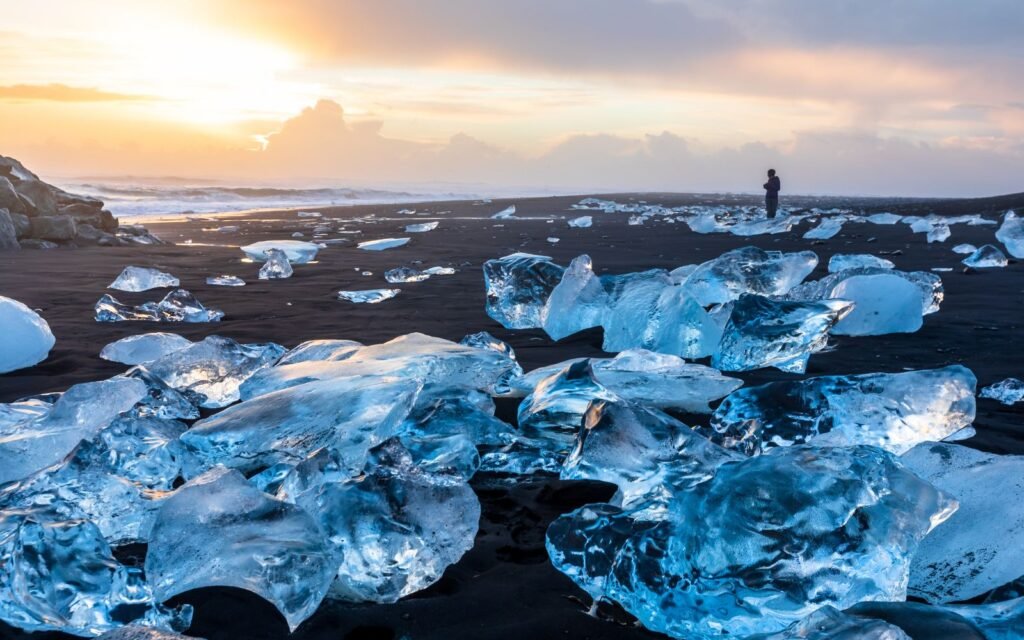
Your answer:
491,205 -> 517,219
95,289 -> 225,323
385,267 -> 429,283
484,253 -> 565,329
927,223 -> 951,243
206,274 -> 246,286
962,244 -> 1008,268
258,247 -> 294,279
0,295 -> 55,373
952,243 -> 978,255
568,215 -> 593,228
357,237 -> 410,251
241,240 -> 319,263
337,288 -> 400,303
828,253 -> 895,273
996,210 -> 1024,258
803,217 -> 843,239
297,210 -> 322,218
904,443 -> 1024,603
980,377 -> 1024,405
745,606 -> 911,640
546,237 -> 560,243
422,266 -> 455,275
145,467 -> 334,632
867,212 -> 903,225
108,266 -> 180,292
100,332 -> 193,365
405,221 -> 439,232
708,366 -> 976,455
680,246 -> 818,306
712,294 -> 853,373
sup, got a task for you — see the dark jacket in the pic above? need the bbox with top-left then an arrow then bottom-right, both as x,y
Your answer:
764,175 -> 781,198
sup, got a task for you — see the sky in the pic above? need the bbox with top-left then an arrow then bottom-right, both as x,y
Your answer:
1,0 -> 1023,197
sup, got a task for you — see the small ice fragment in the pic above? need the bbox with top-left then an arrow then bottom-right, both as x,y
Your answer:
803,218 -> 843,239
0,295 -> 55,373
241,240 -> 319,263
568,216 -> 592,228
483,253 -> 565,329
980,378 -> 1024,405
547,237 -> 560,243
397,208 -> 416,215
828,253 -> 895,273
358,237 -> 410,251
996,210 -> 1024,257
100,332 -> 192,365
953,243 -> 977,255
258,248 -> 293,279
405,221 -> 439,232
337,289 -> 400,303
927,223 -> 951,243
385,267 -> 429,283
109,266 -> 180,292
962,244 -> 1008,268
291,232 -> 304,238
206,274 -> 246,286
491,205 -> 517,219
422,266 -> 455,275
867,212 -> 903,224
216,225 -> 238,233
95,290 -> 225,323
297,210 -> 322,217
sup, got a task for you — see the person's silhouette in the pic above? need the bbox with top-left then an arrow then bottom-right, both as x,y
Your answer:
763,169 -> 781,218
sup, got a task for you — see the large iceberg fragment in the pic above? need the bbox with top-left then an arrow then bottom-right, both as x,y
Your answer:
357,237 -> 410,251
145,467 -> 333,632
996,211 -> 1024,258
337,288 -> 400,303
980,377 -> 1024,404
541,254 -> 609,340
829,273 -> 925,335
0,295 -> 55,373
108,266 -> 179,292
483,253 -> 565,329
99,332 -> 192,365
903,443 -> 1024,603
258,247 -> 293,279
828,253 -> 895,273
95,289 -> 224,323
707,366 -> 976,455
786,267 -> 943,315
746,606 -> 911,640
241,239 -> 319,263
711,294 -> 853,373
962,244 -> 1008,268
680,246 -> 818,306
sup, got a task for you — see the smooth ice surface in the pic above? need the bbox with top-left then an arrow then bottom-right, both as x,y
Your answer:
258,248 -> 293,279
952,243 -> 977,255
206,274 -> 246,286
746,606 -> 911,640
108,266 -> 179,292
422,266 -> 455,275
568,216 -> 593,228
787,267 -> 942,316
0,295 -> 55,373
357,237 -> 410,251
927,223 -> 951,243
708,366 -> 976,455
980,377 -> 1024,404
904,443 -> 1024,603
962,244 -> 1008,268
277,339 -> 364,366
385,267 -> 429,283
337,288 -> 400,303
830,274 -> 925,336
803,218 -> 843,239
484,253 -> 565,329
100,333 -> 192,365
405,221 -> 438,232
241,240 -> 319,263
996,210 -> 1024,258
680,246 -> 818,306
868,213 -> 903,225
541,254 -> 608,340
491,205 -> 516,219
828,253 -> 895,273
146,467 -> 334,631
712,294 -> 853,373
95,289 -> 225,323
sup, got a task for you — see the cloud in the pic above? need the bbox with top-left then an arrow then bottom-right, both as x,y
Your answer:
0,83 -> 150,102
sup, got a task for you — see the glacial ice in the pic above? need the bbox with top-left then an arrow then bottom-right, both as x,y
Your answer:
357,237 -> 410,251
97,627 -> 199,640
786,267 -> 943,317
124,367 -> 201,420
903,443 -> 1024,603
258,247 -> 294,279
996,210 -> 1024,258
707,366 -> 976,455
491,205 -> 517,219
828,253 -> 895,273
405,221 -> 439,232
541,254 -> 609,340
867,212 -> 903,225
0,295 -> 55,373
831,273 -> 925,335
980,377 -> 1024,404
337,288 -> 401,303
962,244 -> 1008,268
953,243 -> 977,255
100,332 -> 193,365
95,289 -> 225,323
277,339 -> 364,366
568,215 -> 593,228
711,294 -> 853,373
484,253 -> 565,329
108,266 -> 180,292
680,246 -> 818,306
145,467 -> 334,631
422,266 -> 456,275
206,274 -> 246,286
385,266 -> 430,283
241,240 -> 319,263
803,217 -> 843,239
745,606 -> 911,640
927,223 -> 951,243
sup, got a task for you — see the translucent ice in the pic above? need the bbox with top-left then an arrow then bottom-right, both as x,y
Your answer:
803,218 -> 843,239
405,221 -> 438,232
953,243 -> 977,255
995,210 -> 1024,258
123,367 -> 201,420
927,223 -> 951,243
868,212 -> 903,225
828,253 -> 895,273
980,377 -> 1024,404
962,244 -> 1008,268
108,266 -> 180,292
745,606 -> 911,640
241,239 -> 319,263
95,290 -> 225,323
258,247 -> 293,279
357,237 -> 410,251
491,205 -> 517,219
422,266 -> 456,275
903,443 -> 1024,603
145,467 -> 333,631
97,627 -> 199,640
568,215 -> 593,228
277,339 -> 364,366
830,273 -> 925,336
785,267 -> 943,316
541,254 -> 609,340
681,246 -> 818,306
483,253 -> 565,329
385,267 -> 429,283
206,274 -> 246,286
711,294 -> 853,373
708,366 -> 976,455
0,295 -> 55,373
337,288 -> 400,303
100,332 -> 192,365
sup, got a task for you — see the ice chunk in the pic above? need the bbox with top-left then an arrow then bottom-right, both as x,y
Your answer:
568,215 -> 593,228
206,274 -> 246,286
405,221 -> 438,232
0,295 -> 55,373
953,243 -> 977,255
357,237 -> 410,251
337,288 -> 400,303
385,266 -> 429,283
996,210 -> 1024,258
100,332 -> 192,365
962,244 -> 1008,268
681,246 -> 818,306
745,606 -> 911,640
803,218 -> 843,239
422,266 -> 455,275
277,339 -> 364,366
145,467 -> 333,631
707,366 -> 976,455
491,205 -> 517,219
832,273 -> 925,335
297,210 -> 321,218
828,253 -> 895,273
980,377 -> 1024,404
712,294 -> 853,373
258,247 -> 293,279
241,240 -> 319,263
927,223 -> 951,243
483,253 -> 565,329
144,335 -> 285,408
108,266 -> 179,292
97,627 -> 199,640
0,377 -> 147,485
786,267 -> 943,315
124,367 -> 201,420
287,440 -> 480,603
95,289 -> 225,323
868,212 -> 903,225
541,254 -> 609,340
546,236 -> 560,243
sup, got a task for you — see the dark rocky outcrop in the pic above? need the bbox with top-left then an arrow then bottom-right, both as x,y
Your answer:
29,214 -> 77,241
0,209 -> 19,250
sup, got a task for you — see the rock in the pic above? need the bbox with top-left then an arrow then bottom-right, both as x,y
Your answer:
99,209 -> 118,232
74,223 -> 103,244
13,178 -> 58,216
10,212 -> 29,238
18,239 -> 58,249
0,177 -> 25,214
0,209 -> 18,250
29,214 -> 76,241
59,202 -> 103,218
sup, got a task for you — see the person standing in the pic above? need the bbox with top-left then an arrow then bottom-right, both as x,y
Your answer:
763,169 -> 781,218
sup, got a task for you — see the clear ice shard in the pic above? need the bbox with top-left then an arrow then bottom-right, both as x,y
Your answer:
829,273 -> 925,336
903,442 -> 1024,603
744,606 -> 911,640
953,243 -> 977,255
241,239 -> 319,263
285,439 -> 481,603
680,246 -> 818,306
711,294 -> 853,373
962,244 -> 1008,268
546,445 -> 955,639
108,266 -> 180,292
95,289 -> 225,323
206,274 -> 246,286
707,366 -> 976,455
182,375 -> 421,477
99,332 -> 193,365
385,266 -> 429,283
144,335 -> 285,408
491,205 -> 517,219
995,210 -> 1024,258
803,218 -> 843,239
483,253 -> 565,329
145,467 -> 334,632
337,288 -> 400,303
0,295 -> 55,373
124,366 -> 201,420
541,254 -> 609,340
980,377 -> 1024,404
828,253 -> 895,273
785,267 -> 943,316
568,215 -> 593,228
258,247 -> 294,279
357,237 -> 410,251
0,377 -> 147,485
422,266 -> 455,275
277,339 -> 364,366
405,221 -> 438,232
0,503 -> 191,636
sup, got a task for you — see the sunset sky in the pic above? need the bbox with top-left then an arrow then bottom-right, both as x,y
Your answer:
2,0 -> 1023,196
